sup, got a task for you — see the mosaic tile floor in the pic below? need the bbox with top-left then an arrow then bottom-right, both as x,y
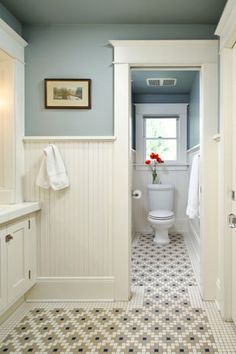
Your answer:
0,233 -> 236,353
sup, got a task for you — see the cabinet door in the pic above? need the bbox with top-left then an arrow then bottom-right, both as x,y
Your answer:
0,228 -> 7,312
6,219 -> 28,303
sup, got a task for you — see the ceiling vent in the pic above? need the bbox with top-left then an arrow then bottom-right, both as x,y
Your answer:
146,78 -> 177,87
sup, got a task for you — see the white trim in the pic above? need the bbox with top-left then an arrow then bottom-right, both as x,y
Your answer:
110,39 -> 217,47
110,40 -> 218,65
134,164 -> 188,171
214,0 -> 236,321
135,103 -> 188,165
0,19 -> 27,48
215,278 -> 222,312
0,19 -> 27,63
184,228 -> 201,286
26,277 -> 115,301
187,144 -> 200,153
113,64 -> 131,301
111,39 -> 218,302
23,136 -> 117,142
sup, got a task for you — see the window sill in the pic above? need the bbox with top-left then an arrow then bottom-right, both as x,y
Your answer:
133,163 -> 189,171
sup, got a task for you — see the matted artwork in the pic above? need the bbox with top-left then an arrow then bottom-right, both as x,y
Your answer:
44,79 -> 91,109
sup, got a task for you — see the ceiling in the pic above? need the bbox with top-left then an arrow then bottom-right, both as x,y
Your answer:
1,0 -> 227,25
132,70 -> 198,95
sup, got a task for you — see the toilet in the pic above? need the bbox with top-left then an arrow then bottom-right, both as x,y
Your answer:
147,184 -> 175,245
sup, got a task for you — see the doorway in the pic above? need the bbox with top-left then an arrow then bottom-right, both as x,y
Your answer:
131,67 -> 202,284
111,40 -> 219,302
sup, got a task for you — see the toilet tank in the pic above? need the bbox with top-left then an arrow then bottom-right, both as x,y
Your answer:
147,184 -> 174,211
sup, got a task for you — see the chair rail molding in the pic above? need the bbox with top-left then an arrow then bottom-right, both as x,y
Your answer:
111,39 -> 218,301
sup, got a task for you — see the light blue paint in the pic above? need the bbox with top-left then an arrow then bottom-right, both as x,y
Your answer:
187,72 -> 200,149
133,94 -> 190,104
0,3 -> 22,35
23,24 -> 216,136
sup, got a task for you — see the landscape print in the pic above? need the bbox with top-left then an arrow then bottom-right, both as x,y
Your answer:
53,86 -> 83,101
45,79 -> 91,109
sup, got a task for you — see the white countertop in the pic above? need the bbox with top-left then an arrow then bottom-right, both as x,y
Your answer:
0,202 -> 41,225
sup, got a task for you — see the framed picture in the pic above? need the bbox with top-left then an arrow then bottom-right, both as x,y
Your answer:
44,79 -> 91,109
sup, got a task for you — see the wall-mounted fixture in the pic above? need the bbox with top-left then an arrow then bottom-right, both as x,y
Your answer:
146,78 -> 177,87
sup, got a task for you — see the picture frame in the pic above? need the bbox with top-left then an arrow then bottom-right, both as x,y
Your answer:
44,78 -> 91,109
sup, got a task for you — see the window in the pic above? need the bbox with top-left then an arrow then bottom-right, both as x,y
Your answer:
135,104 -> 187,166
144,117 -> 178,161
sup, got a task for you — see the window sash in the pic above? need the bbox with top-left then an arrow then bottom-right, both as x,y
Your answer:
143,117 -> 179,161
144,116 -> 178,139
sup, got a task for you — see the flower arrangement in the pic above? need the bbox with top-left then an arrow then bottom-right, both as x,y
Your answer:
145,152 -> 164,184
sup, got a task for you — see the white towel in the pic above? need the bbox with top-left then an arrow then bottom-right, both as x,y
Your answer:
36,144 -> 69,191
186,154 -> 199,219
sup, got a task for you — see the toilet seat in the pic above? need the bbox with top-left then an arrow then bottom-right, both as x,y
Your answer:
148,209 -> 174,221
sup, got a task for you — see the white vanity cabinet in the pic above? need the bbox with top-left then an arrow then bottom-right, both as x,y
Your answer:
0,214 -> 37,314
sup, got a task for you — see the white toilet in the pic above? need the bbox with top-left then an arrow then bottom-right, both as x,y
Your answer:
147,184 -> 175,245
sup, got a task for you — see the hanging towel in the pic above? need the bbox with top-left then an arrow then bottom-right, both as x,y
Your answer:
186,154 -> 199,219
36,144 -> 69,191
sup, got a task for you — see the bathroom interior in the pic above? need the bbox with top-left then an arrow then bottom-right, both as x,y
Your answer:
0,3 -> 236,349
131,68 -> 201,284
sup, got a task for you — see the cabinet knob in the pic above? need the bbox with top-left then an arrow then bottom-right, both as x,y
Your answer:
5,234 -> 13,243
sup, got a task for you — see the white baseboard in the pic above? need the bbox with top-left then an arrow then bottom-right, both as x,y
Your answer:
215,278 -> 221,312
184,220 -> 201,286
172,218 -> 189,233
25,277 -> 115,302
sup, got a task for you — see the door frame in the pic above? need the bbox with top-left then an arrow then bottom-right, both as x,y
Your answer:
215,0 -> 236,320
111,40 -> 219,301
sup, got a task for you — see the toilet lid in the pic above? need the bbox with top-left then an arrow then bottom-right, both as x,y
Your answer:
148,209 -> 174,220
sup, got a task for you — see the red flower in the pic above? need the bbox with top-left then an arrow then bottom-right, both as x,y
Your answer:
150,152 -> 157,159
145,159 -> 151,165
156,156 -> 164,163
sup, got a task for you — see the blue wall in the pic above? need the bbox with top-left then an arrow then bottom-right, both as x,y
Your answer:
187,72 -> 200,149
133,94 -> 190,104
23,24 -> 216,136
0,3 -> 22,35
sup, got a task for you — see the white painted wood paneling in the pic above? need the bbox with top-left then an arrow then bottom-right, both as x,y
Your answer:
185,146 -> 201,285
24,141 -> 114,280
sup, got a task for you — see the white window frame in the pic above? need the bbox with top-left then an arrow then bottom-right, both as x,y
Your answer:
135,103 -> 188,168
143,115 -> 180,162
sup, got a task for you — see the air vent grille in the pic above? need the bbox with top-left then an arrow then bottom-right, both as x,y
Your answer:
146,78 -> 177,87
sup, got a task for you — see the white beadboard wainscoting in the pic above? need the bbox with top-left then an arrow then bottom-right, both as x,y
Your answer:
185,145 -> 200,285
24,138 -> 115,300
132,163 -> 189,235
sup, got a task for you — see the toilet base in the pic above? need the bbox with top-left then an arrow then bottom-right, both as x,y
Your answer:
153,229 -> 170,245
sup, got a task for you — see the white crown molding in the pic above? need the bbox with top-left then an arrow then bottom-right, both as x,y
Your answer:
0,19 -> 27,48
109,39 -> 218,66
109,40 -> 218,47
0,19 -> 27,62
215,0 -> 236,50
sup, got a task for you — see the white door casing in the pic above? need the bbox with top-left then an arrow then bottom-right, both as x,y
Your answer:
215,0 -> 236,321
231,44 -> 236,323
111,40 -> 219,301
